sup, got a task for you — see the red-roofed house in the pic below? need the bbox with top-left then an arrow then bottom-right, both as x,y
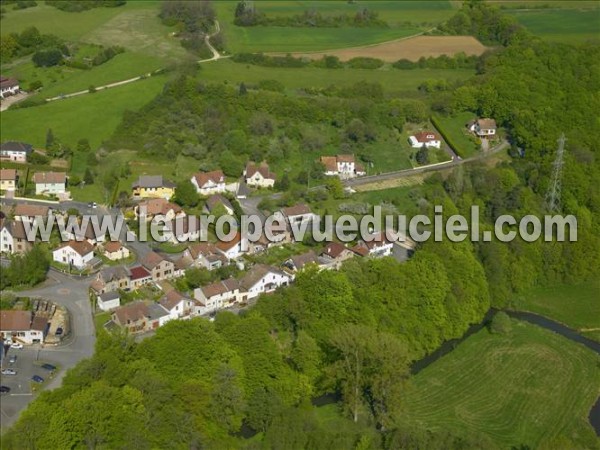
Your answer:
52,240 -> 94,269
408,131 -> 441,149
102,241 -> 130,261
320,154 -> 365,179
190,170 -> 226,196
216,232 -> 248,260
320,242 -> 355,269
0,169 -> 18,191
32,171 -> 67,195
129,265 -> 152,289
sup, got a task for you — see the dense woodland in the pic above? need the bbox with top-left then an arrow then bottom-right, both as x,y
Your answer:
3,1 -> 600,448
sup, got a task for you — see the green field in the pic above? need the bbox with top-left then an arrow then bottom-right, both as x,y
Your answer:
214,1 -> 454,53
0,75 -> 167,150
402,320 -> 600,448
200,59 -> 475,93
518,280 -> 600,335
432,112 -> 480,157
507,8 -> 600,43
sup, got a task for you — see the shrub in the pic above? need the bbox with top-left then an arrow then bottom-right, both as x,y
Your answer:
32,48 -> 63,67
490,311 -> 512,335
347,57 -> 384,70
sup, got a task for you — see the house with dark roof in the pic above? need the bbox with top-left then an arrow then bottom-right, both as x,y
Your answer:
283,250 -> 321,273
0,76 -> 19,98
203,194 -> 234,216
0,218 -> 33,254
90,266 -> 131,294
244,161 -> 276,188
132,175 -> 175,200
97,291 -> 120,312
52,240 -> 94,269
190,170 -> 226,196
0,141 -> 32,163
32,171 -> 67,195
129,265 -> 152,289
0,169 -> 18,191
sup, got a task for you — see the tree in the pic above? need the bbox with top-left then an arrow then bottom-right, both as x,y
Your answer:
490,311 -> 512,335
275,172 -> 290,191
416,145 -> 429,165
84,168 -> 94,185
209,365 -> 246,432
76,138 -> 91,153
45,128 -> 55,150
238,82 -> 248,96
32,48 -> 63,67
173,179 -> 199,207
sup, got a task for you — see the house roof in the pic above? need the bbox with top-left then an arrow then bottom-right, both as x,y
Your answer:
32,171 -> 66,184
0,310 -> 31,331
57,240 -> 94,257
138,198 -> 182,216
188,242 -> 220,259
241,264 -> 286,290
337,154 -> 355,163
30,316 -> 48,332
200,278 -> 240,298
14,204 -> 49,217
245,161 -> 276,180
192,170 -> 225,188
350,245 -> 369,257
132,175 -> 175,189
160,290 -> 186,311
477,118 -> 497,130
0,77 -> 19,89
205,194 -> 233,212
104,241 -> 124,253
99,291 -> 120,302
114,302 -> 148,324
412,131 -> 440,143
320,156 -> 338,172
1,220 -> 29,240
141,251 -> 165,269
129,265 -> 152,281
290,251 -> 318,270
360,231 -> 391,250
99,265 -> 130,282
0,169 -> 17,181
321,242 -> 351,259
216,232 -> 241,252
282,203 -> 312,217
0,141 -> 31,154
147,303 -> 170,320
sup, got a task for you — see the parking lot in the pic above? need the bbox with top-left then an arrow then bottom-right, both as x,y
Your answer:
1,346 -> 58,426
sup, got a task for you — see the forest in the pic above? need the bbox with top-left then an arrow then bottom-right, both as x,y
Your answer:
2,1 -> 599,448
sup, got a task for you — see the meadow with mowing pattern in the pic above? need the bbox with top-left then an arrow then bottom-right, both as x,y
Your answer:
401,320 -> 600,448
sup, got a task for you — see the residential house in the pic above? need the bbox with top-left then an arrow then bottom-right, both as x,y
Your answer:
0,310 -> 45,345
165,216 -> 202,243
183,242 -> 228,271
52,240 -> 94,269
129,265 -> 152,289
320,242 -> 355,269
132,175 -> 175,200
134,198 -> 185,221
241,264 -> 292,300
244,161 -> 276,188
112,302 -> 148,334
13,204 -> 50,223
283,251 -> 320,273
90,266 -> 131,294
0,76 -> 19,98
320,154 -> 366,179
203,194 -> 234,216
216,232 -> 248,260
191,170 -> 226,196
0,169 -> 18,191
97,291 -> 120,312
32,171 -> 67,196
353,232 -> 393,258
276,203 -> 316,229
0,219 -> 33,254
147,303 -> 171,329
0,141 -> 32,163
194,278 -> 242,314
408,131 -> 441,149
141,251 -> 175,281
160,290 -> 195,320
469,118 -> 497,137
102,241 -> 130,261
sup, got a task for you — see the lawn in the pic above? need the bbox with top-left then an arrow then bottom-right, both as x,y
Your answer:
507,8 -> 600,43
517,280 -> 600,335
0,74 -> 167,150
432,112 -> 480,158
401,320 -> 600,448
200,59 -> 475,94
94,311 -> 111,331
214,1 -> 456,53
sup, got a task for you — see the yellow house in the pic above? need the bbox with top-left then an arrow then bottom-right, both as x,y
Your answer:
131,175 -> 175,200
0,169 -> 18,191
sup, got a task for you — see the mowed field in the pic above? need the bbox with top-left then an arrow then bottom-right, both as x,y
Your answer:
214,1 -> 456,53
507,8 -> 600,43
402,320 -> 600,448
277,35 -> 489,62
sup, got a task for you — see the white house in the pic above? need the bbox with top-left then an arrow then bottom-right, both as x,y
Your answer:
191,170 -> 226,196
159,290 -> 195,320
194,278 -> 243,314
0,219 -> 33,255
354,231 -> 393,258
276,204 -> 316,229
408,131 -> 441,149
0,76 -> 19,98
134,198 -> 185,221
32,171 -> 67,195
97,291 -> 121,312
0,310 -> 45,345
183,242 -> 228,271
469,118 -> 497,137
244,161 -> 276,188
0,169 -> 18,191
241,264 -> 293,300
53,240 -> 94,269
320,154 -> 365,179
0,141 -> 32,163
103,241 -> 130,261
216,232 -> 247,260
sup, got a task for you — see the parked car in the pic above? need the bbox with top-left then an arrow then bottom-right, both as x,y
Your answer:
10,342 -> 23,349
31,375 -> 44,383
1,369 -> 17,376
0,386 -> 10,393
8,355 -> 17,364
55,327 -> 63,336
41,364 -> 56,372
87,202 -> 97,209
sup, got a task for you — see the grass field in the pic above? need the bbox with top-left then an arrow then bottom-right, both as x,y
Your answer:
432,112 -> 480,158
402,320 -> 600,448
200,59 -> 475,93
518,280 -> 600,336
0,75 -> 167,150
507,8 -> 600,43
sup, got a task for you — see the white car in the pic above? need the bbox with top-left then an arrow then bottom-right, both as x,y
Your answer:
10,342 -> 23,349
1,368 -> 17,376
